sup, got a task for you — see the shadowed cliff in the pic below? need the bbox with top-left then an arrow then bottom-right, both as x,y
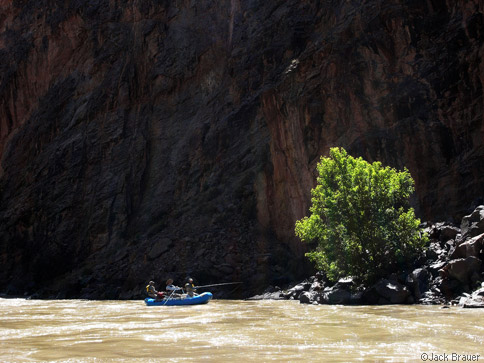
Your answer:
0,0 -> 483,298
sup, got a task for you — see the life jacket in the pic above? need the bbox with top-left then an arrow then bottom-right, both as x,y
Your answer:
146,284 -> 156,296
146,284 -> 164,298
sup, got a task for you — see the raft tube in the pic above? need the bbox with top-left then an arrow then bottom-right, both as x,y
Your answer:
144,292 -> 213,306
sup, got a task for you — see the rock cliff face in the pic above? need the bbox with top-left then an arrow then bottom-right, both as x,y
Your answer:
0,0 -> 483,298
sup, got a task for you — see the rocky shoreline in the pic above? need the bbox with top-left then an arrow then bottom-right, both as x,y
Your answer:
249,206 -> 484,308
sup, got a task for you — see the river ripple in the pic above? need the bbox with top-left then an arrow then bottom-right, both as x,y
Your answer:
0,298 -> 483,362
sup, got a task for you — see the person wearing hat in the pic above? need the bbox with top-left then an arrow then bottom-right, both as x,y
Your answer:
184,277 -> 197,297
146,281 -> 164,300
165,278 -> 181,297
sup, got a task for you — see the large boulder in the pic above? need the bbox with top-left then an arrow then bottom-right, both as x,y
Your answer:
363,279 -> 411,304
283,283 -> 308,300
376,279 -> 411,304
426,241 -> 446,260
451,233 -> 484,259
406,268 -> 430,300
444,256 -> 482,285
439,225 -> 460,242
460,206 -> 484,239
320,286 -> 352,305
318,277 -> 360,305
299,291 -> 317,304
429,261 -> 447,277
439,277 -> 463,298
334,276 -> 356,289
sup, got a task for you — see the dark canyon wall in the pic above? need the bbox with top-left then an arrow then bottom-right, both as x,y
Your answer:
0,0 -> 483,298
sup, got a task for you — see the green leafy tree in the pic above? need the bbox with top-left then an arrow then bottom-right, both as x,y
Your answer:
295,147 -> 427,284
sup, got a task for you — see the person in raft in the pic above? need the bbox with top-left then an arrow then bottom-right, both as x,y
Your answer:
146,281 -> 164,300
165,279 -> 182,297
184,277 -> 198,297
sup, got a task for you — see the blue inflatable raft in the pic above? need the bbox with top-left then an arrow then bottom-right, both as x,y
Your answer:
144,292 -> 213,306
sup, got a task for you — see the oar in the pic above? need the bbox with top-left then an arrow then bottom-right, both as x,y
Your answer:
194,282 -> 243,289
162,290 -> 176,305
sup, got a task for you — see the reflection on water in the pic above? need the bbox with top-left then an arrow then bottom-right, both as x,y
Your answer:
0,298 -> 483,362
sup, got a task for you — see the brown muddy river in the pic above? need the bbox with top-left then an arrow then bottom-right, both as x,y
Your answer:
0,298 -> 483,362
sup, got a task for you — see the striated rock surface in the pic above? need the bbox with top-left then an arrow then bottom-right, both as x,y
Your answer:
0,1 -> 483,298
